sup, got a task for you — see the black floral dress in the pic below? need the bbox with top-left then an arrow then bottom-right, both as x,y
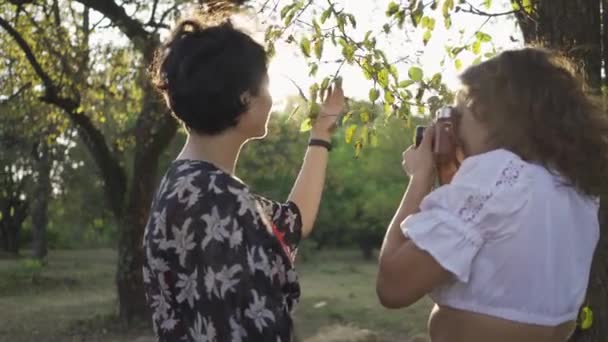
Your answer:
143,160 -> 302,342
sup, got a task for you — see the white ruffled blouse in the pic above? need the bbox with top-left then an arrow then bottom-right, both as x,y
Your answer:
402,149 -> 599,326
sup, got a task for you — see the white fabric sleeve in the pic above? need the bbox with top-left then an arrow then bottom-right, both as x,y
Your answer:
401,154 -> 531,283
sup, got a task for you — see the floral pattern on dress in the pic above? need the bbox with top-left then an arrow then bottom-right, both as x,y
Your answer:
143,160 -> 302,341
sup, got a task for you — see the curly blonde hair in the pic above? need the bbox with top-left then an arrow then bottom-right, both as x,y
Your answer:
460,47 -> 608,197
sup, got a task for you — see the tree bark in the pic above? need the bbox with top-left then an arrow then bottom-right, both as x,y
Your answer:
0,198 -> 28,255
116,82 -> 178,321
31,142 -> 51,260
516,0 -> 602,89
514,1 -> 607,340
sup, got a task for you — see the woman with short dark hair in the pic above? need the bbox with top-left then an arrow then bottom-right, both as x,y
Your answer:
144,18 -> 345,341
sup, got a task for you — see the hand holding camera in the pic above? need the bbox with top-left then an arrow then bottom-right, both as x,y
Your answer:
407,106 -> 463,185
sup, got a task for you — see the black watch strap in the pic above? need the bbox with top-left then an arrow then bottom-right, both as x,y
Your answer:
308,138 -> 332,151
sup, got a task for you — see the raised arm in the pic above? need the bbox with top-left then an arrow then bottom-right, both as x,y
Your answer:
287,81 -> 345,238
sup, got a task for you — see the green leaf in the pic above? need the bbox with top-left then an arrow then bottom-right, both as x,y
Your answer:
300,117 -> 312,132
523,0 -> 533,14
386,1 -> 400,16
314,39 -> 324,59
423,30 -> 432,45
320,77 -> 331,96
430,73 -> 442,88
346,124 -> 357,143
361,111 -> 370,123
280,3 -> 295,19
309,63 -> 318,76
360,125 -> 369,144
338,37 -> 349,49
342,110 -> 353,124
343,45 -> 356,63
337,14 -> 346,30
320,8 -> 332,23
383,23 -> 391,34
347,14 -> 357,28
421,16 -> 431,29
444,16 -> 452,29
355,141 -> 363,158
415,87 -> 425,103
443,0 -> 454,17
300,37 -> 311,57
309,83 -> 319,103
369,88 -> 380,102
313,19 -> 322,37
473,56 -> 482,65
266,43 -> 276,59
397,10 -> 407,28
378,68 -> 390,88
390,65 -> 399,80
384,91 -> 395,105
454,58 -> 463,71
408,66 -> 424,82
284,11 -> 296,26
383,102 -> 392,115
472,40 -> 481,54
428,18 -> 436,30
484,0 -> 492,8
398,80 -> 415,88
475,31 -> 492,42
411,6 -> 423,27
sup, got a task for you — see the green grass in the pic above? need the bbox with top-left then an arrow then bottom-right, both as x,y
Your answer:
295,248 -> 431,341
0,247 -> 431,342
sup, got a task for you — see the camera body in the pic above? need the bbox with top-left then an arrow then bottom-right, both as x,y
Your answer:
414,106 -> 459,185
414,106 -> 455,154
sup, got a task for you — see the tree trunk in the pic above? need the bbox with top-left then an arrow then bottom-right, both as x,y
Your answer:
519,0 -> 602,89
570,200 -> 608,341
1,200 -> 28,255
115,81 -> 178,322
0,224 -> 7,251
31,143 -> 51,260
4,223 -> 20,255
515,1 -> 607,339
602,0 -> 608,88
116,210 -> 150,322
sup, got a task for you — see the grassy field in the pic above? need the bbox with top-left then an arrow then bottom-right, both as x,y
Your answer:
0,247 -> 431,342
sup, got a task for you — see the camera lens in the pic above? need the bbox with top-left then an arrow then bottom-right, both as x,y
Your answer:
415,125 -> 426,147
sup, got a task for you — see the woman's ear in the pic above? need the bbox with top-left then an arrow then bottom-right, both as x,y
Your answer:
240,91 -> 251,107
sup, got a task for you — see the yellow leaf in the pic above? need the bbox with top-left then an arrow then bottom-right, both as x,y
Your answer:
360,125 -> 368,144
345,124 -> 357,144
455,59 -> 463,71
361,112 -> 370,123
300,118 -> 312,132
355,141 -> 363,158
580,306 -> 593,330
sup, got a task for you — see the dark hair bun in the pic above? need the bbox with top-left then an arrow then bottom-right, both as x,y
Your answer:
151,18 -> 268,135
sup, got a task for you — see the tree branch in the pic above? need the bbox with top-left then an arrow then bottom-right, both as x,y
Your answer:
74,0 -> 155,58
0,82 -> 31,106
153,3 -> 180,35
461,1 -> 521,17
148,0 -> 160,25
0,14 -> 127,217
0,16 -> 56,96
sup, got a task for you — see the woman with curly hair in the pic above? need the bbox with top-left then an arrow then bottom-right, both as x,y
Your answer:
377,48 -> 608,342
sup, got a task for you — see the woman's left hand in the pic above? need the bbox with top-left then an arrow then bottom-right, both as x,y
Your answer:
311,78 -> 346,140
